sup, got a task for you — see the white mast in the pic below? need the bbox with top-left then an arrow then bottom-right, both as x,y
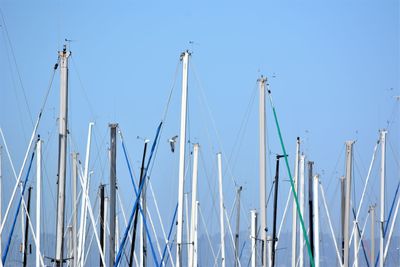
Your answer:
189,144 -> 199,267
299,154 -> 305,267
72,152 -> 78,267
313,174 -> 320,267
353,221 -> 359,267
379,130 -> 386,267
369,205 -> 375,267
258,75 -> 267,267
55,45 -> 70,266
36,140 -> 42,267
193,201 -> 199,267
344,141 -> 354,267
176,50 -> 190,267
217,152 -> 226,267
250,210 -> 257,267
292,137 -> 300,267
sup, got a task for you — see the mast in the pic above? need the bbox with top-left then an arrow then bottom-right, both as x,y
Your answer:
71,152 -> 78,267
292,137 -> 300,267
344,141 -> 354,267
258,75 -> 268,267
129,141 -> 148,267
189,144 -> 199,267
23,187 -> 32,267
109,123 -> 118,267
234,186 -> 242,267
193,201 -> 199,267
250,210 -> 257,267
312,175 -> 319,267
99,184 -> 105,267
272,155 -> 284,267
308,161 -> 314,263
36,140 -> 42,267
217,152 -> 226,267
369,205 -> 375,267
176,50 -> 190,267
379,130 -> 386,267
299,154 -> 305,267
353,221 -> 359,267
340,176 -> 345,265
55,45 -> 70,266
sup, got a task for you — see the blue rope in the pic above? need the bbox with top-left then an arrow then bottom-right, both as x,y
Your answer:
2,149 -> 35,265
159,203 -> 178,267
374,180 -> 400,267
114,122 -> 162,267
120,135 -> 159,266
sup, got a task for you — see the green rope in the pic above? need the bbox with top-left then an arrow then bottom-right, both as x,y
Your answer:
267,91 -> 315,267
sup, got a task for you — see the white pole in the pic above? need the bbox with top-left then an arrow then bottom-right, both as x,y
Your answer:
193,201 -> 199,267
369,205 -> 375,267
55,46 -> 71,265
250,210 -> 257,267
36,140 -> 42,267
353,221 -> 358,267
267,235 -> 272,267
299,154 -> 305,267
313,175 -> 320,267
379,130 -> 386,267
189,144 -> 199,267
176,50 -> 190,267
344,141 -> 354,267
72,152 -> 78,267
217,152 -> 226,267
258,76 -> 267,267
292,137 -> 300,267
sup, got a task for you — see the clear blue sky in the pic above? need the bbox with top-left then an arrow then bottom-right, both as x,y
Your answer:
0,0 -> 399,265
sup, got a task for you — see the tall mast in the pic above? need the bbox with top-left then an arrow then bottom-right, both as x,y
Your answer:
189,144 -> 199,267
109,123 -> 118,267
353,220 -> 359,267
193,201 -> 199,267
217,153 -> 226,267
308,161 -> 315,263
234,186 -> 242,267
258,75 -> 267,267
55,45 -> 70,266
71,152 -> 78,267
344,141 -> 354,267
176,50 -> 190,267
379,130 -> 386,267
272,155 -> 284,267
340,176 -> 345,265
292,137 -> 300,267
369,205 -> 375,267
99,184 -> 105,267
250,210 -> 258,267
22,187 -> 32,267
299,154 -> 305,267
312,175 -> 319,267
36,140 -> 42,267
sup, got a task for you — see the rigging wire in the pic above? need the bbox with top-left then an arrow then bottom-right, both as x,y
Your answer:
0,8 -> 33,126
